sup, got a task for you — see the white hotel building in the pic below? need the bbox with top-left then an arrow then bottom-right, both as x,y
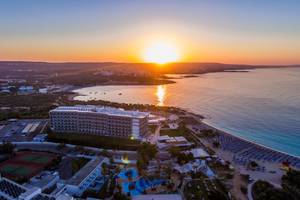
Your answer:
63,157 -> 109,196
50,105 -> 149,139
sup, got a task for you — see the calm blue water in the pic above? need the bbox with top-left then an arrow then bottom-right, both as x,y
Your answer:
74,68 -> 300,157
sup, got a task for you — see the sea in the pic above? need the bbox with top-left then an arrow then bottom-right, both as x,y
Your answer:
73,68 -> 300,157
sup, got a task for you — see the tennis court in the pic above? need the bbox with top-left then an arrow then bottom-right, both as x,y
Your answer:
17,154 -> 52,164
0,164 -> 32,176
0,151 -> 58,182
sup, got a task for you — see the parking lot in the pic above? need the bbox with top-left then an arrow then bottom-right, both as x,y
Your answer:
0,119 -> 48,142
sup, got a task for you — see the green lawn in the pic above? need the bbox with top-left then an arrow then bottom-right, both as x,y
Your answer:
160,128 -> 185,137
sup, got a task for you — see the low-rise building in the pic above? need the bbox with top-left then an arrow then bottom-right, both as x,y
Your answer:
185,148 -> 209,158
33,134 -> 47,142
24,171 -> 59,192
18,86 -> 35,94
157,135 -> 193,149
65,157 -> 109,196
174,159 -> 215,178
0,176 -> 71,200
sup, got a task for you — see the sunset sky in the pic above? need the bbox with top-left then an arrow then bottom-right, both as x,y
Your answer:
0,0 -> 299,64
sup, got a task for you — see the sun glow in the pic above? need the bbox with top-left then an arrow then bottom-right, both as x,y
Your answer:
143,42 -> 180,64
156,85 -> 166,106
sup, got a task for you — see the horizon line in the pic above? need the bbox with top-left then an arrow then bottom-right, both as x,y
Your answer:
0,60 -> 299,67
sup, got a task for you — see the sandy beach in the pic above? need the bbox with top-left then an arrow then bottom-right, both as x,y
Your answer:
186,112 -> 297,186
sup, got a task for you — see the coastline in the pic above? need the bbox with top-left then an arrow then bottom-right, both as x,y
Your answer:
200,119 -> 300,160
70,88 -> 300,164
69,67 -> 300,166
66,66 -> 300,97
178,108 -> 300,165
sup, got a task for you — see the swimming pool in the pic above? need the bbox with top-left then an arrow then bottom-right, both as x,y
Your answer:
117,168 -> 165,196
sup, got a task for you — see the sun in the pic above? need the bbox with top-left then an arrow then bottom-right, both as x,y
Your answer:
143,41 -> 180,64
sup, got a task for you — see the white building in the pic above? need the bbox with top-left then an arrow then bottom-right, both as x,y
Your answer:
185,148 -> 209,158
174,159 -> 215,178
65,157 -> 109,196
33,134 -> 47,142
50,105 -> 149,139
18,86 -> 35,94
157,135 -> 193,149
24,171 -> 60,192
38,88 -> 48,94
0,176 -> 72,200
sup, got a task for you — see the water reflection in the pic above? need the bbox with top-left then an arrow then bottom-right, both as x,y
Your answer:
155,85 -> 166,106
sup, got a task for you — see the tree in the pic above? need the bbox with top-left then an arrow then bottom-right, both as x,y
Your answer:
168,146 -> 181,157
109,157 -> 114,164
101,162 -> 109,176
240,186 -> 247,194
282,169 -> 300,199
56,143 -> 65,150
249,161 -> 258,169
177,152 -> 193,165
99,149 -> 112,158
165,164 -> 172,179
252,180 -> 294,200
138,142 -> 158,161
114,192 -> 130,200
137,142 -> 158,170
212,141 -> 220,148
75,145 -> 84,152
115,165 -> 121,174
207,190 -> 229,200
9,86 -> 18,93
137,157 -> 147,172
0,142 -> 15,154
168,146 -> 193,165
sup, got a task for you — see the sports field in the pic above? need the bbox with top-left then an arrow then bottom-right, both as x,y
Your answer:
17,154 -> 52,164
0,164 -> 32,176
0,151 -> 57,182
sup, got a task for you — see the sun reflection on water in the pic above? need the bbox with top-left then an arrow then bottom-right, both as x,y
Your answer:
156,85 -> 166,106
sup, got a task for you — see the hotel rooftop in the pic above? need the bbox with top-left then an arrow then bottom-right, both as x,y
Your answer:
50,105 -> 149,119
67,157 -> 106,186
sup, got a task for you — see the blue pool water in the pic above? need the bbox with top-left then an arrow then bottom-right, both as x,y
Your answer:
117,168 -> 165,196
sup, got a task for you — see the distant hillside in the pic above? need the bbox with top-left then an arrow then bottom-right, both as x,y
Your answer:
0,61 -> 298,75
0,61 -> 299,85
